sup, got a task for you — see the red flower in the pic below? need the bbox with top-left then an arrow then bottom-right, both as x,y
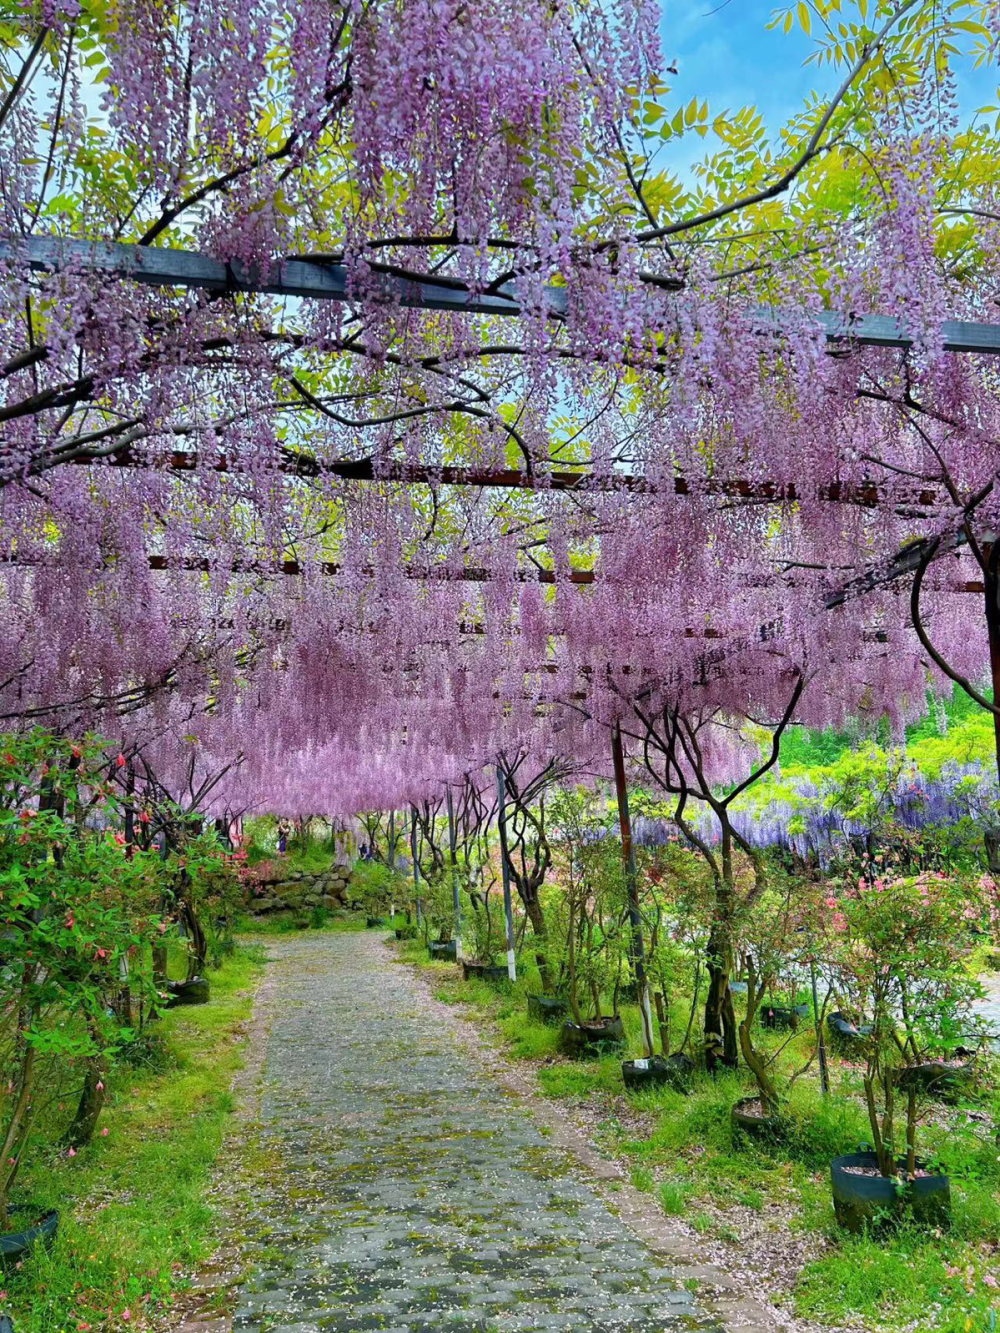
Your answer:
116,754 -> 126,768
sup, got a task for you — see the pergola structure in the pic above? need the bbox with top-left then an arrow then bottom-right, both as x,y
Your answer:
7,231 -> 996,1049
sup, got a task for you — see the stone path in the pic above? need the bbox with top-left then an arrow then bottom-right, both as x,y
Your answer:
233,932 -> 723,1333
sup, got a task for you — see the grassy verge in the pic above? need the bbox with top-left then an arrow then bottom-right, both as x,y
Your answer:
394,939 -> 1000,1333
235,907 -> 369,935
1,942 -> 267,1333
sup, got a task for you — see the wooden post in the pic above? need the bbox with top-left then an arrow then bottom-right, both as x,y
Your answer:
496,763 -> 517,982
447,790 -> 462,961
611,723 -> 656,1057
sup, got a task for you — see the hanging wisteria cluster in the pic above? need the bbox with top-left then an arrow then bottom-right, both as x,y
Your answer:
2,0 -> 1000,815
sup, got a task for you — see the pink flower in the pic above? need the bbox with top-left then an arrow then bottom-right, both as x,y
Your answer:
101,1128 -> 109,1137
66,1147 -> 76,1158
96,1080 -> 104,1092
121,1309 -> 131,1322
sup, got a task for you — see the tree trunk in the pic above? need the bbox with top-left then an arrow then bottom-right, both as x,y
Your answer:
522,892 -> 553,992
65,1053 -> 106,1148
566,895 -> 583,1025
738,1019 -> 779,1113
704,919 -> 738,1069
0,1044 -> 36,1231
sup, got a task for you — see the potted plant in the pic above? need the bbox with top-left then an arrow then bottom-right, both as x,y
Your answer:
828,867 -> 985,1231
621,845 -> 698,1091
352,859 -> 394,928
417,867 -> 459,960
725,881 -> 813,1136
556,827 -> 627,1057
458,828 -> 506,980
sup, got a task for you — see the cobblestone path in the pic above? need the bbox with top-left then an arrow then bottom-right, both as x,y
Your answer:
233,932 -> 722,1333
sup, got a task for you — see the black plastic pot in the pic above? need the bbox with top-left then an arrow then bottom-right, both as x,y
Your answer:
762,1002 -> 810,1030
831,1151 -> 950,1233
395,926 -> 418,940
527,994 -> 566,1023
365,915 -> 386,929
622,1052 -> 695,1091
428,940 -> 457,962
0,1315 -> 13,1332
731,1096 -> 783,1139
895,1058 -> 976,1102
165,976 -> 210,1007
827,1011 -> 873,1046
461,961 -> 509,983
0,1205 -> 58,1270
559,1015 -> 626,1057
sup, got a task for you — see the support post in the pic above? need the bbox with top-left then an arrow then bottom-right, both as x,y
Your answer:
447,790 -> 462,961
410,809 -> 423,928
496,763 -> 517,982
811,958 -> 829,1097
611,723 -> 656,1057
982,550 -> 1000,869
388,809 -> 397,922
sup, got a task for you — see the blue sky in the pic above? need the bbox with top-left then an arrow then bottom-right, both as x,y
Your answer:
660,2 -> 999,175
661,3 -> 817,132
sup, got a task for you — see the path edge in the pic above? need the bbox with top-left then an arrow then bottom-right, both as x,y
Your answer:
393,939 -> 783,1333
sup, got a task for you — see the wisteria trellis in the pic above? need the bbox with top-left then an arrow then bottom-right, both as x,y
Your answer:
2,0 -> 1000,814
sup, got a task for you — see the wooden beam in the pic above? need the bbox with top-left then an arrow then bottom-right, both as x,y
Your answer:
9,236 -> 1000,355
79,445 -> 940,509
0,551 -> 597,584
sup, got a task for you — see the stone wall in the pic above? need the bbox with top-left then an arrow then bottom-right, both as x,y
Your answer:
248,865 -> 354,915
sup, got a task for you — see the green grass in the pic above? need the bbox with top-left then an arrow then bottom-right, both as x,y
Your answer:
1,942 -> 266,1333
236,908 -> 369,935
630,1164 -> 654,1194
796,1228 -> 1000,1333
658,1180 -> 690,1215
